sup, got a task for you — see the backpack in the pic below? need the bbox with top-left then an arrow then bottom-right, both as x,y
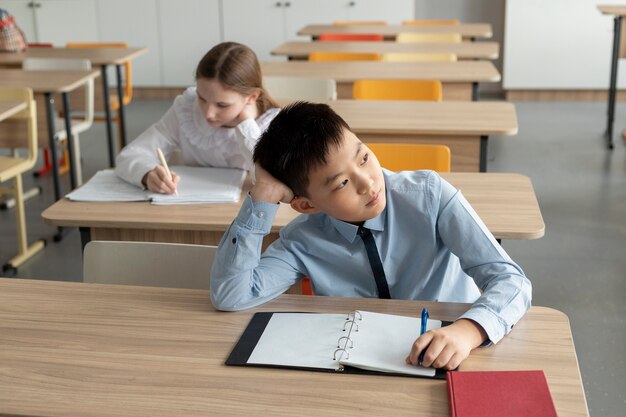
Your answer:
0,9 -> 27,52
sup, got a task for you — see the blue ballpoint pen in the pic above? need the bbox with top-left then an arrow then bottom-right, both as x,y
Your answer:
418,307 -> 429,365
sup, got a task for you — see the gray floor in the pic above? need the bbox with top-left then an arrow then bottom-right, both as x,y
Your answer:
1,98 -> 625,417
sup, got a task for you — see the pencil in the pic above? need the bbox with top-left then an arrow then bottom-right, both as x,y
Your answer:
156,147 -> 178,195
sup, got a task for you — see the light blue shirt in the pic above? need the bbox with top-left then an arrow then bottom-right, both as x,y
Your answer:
211,170 -> 532,344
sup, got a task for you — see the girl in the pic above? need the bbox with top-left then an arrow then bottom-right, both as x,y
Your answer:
115,42 -> 280,194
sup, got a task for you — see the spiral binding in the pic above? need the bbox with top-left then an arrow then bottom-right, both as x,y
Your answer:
333,310 -> 363,362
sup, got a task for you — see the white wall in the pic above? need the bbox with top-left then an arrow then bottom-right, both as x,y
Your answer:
504,0 -> 626,89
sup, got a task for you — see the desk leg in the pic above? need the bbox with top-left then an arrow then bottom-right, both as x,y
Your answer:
472,82 -> 479,101
480,135 -> 488,172
101,64 -> 116,167
79,227 -> 91,253
61,92 -> 77,189
606,16 -> 621,150
44,93 -> 61,201
115,64 -> 127,148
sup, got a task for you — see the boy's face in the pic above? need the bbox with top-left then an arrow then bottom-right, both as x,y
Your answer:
293,129 -> 386,224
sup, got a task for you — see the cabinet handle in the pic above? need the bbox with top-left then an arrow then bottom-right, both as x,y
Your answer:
275,1 -> 282,6
349,1 -> 356,6
285,1 -> 291,6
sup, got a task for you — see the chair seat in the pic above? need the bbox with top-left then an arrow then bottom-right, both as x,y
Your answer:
0,156 -> 31,182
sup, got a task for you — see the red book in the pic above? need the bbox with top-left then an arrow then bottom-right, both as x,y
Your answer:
446,370 -> 558,417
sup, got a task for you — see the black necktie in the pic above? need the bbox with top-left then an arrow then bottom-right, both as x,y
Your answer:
358,226 -> 391,299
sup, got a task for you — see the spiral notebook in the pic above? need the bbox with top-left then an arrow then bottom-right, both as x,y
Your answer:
227,310 -> 449,379
65,166 -> 246,205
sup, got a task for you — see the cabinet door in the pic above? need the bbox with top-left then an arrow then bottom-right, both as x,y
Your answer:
35,0 -> 99,45
158,0 -> 221,86
3,0 -> 36,43
222,0 -> 284,61
96,0 -> 161,86
344,0 -> 414,24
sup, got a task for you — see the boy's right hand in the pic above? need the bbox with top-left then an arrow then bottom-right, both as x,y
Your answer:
142,166 -> 180,194
250,164 -> 294,204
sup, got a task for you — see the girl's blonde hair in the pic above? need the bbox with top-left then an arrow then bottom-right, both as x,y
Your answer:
195,42 -> 278,114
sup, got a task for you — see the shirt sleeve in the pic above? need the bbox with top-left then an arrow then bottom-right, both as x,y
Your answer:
115,104 -> 182,187
210,194 -> 305,311
436,177 -> 532,344
234,118 -> 263,161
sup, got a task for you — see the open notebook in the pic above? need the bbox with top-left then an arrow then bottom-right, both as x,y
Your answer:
66,166 -> 246,205
227,310 -> 447,379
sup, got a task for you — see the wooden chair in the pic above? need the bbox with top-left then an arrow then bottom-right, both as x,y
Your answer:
22,57 -> 94,186
83,241 -> 216,289
402,19 -> 460,25
396,32 -> 462,43
333,20 -> 387,26
352,79 -> 442,101
381,52 -> 457,62
309,51 -> 381,62
263,76 -> 337,100
0,87 -> 46,274
66,42 -> 133,149
367,143 -> 451,172
318,33 -> 384,42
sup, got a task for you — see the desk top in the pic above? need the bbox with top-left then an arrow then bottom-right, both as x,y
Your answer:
298,24 -> 493,39
598,5 -> 626,15
0,69 -> 100,93
42,173 -> 545,240
296,99 -> 518,136
261,60 -> 501,83
0,47 -> 148,67
272,41 -> 499,60
0,100 -> 27,121
0,278 -> 588,417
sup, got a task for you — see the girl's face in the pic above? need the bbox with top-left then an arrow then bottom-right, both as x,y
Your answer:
196,78 -> 253,128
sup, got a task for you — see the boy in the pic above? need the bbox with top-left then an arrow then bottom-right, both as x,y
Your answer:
211,102 -> 532,370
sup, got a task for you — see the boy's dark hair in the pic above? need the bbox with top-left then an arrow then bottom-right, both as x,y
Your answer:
254,101 -> 351,197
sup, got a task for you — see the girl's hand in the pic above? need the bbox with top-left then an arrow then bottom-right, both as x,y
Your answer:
234,98 -> 258,125
142,166 -> 180,194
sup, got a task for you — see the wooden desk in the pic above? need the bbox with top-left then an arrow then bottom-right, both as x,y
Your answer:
41,173 -> 545,251
0,47 -> 148,165
0,100 -> 27,121
261,61 -> 500,101
598,5 -> 626,149
0,69 -> 100,205
0,278 -> 588,417
298,23 -> 493,41
272,41 -> 500,60
299,99 -> 518,172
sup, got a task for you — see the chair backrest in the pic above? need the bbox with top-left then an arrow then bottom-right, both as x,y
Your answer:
381,53 -> 457,62
27,42 -> 53,47
352,79 -> 442,101
22,57 -> 94,125
0,87 -> 38,173
367,143 -> 451,172
66,42 -> 133,105
333,20 -> 387,26
396,32 -> 462,43
402,19 -> 460,25
263,76 -> 337,100
318,33 -> 384,42
83,241 -> 216,289
309,51 -> 381,62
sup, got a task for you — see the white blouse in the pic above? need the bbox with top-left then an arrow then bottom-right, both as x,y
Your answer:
115,86 -> 280,187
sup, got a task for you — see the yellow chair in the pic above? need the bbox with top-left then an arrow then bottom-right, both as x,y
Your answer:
396,32 -> 462,43
66,42 -> 133,148
367,143 -> 451,172
352,79 -> 442,101
309,51 -> 381,62
382,52 -> 457,62
0,87 -> 46,273
333,20 -> 387,26
402,19 -> 460,25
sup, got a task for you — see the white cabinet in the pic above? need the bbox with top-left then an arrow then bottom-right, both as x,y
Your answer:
224,0 -> 415,61
3,0 -> 98,45
95,0 -> 161,87
157,0 -> 221,87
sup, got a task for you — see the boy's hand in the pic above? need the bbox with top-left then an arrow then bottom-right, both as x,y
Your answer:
405,318 -> 487,370
142,166 -> 180,194
251,164 -> 294,204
